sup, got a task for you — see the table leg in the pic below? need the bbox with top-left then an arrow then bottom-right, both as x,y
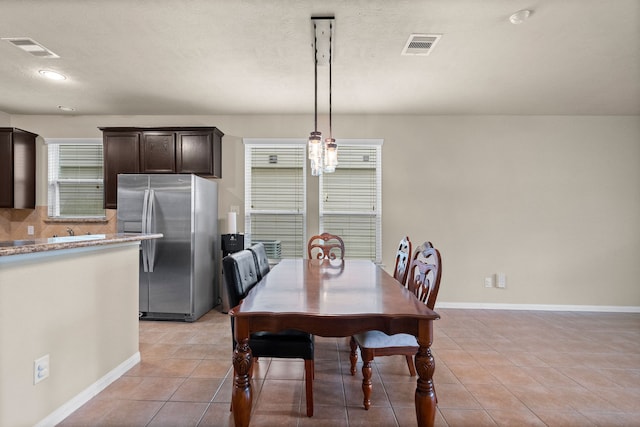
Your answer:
232,338 -> 253,427
414,343 -> 436,427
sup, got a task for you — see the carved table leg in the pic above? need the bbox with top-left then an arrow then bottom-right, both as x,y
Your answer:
361,348 -> 373,410
232,338 -> 253,427
414,344 -> 436,427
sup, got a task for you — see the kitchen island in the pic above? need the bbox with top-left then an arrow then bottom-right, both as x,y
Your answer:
0,233 -> 162,427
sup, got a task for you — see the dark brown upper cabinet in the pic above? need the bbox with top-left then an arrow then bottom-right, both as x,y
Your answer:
141,131 -> 176,173
102,131 -> 141,209
100,127 -> 223,209
176,129 -> 223,176
0,128 -> 37,209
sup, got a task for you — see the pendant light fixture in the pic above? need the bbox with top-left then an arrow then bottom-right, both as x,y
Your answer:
308,16 -> 337,176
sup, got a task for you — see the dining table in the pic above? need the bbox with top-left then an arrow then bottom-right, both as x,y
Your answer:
229,258 -> 440,427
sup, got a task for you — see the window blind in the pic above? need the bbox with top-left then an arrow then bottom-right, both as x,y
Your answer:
46,139 -> 104,218
244,140 -> 306,258
320,141 -> 382,262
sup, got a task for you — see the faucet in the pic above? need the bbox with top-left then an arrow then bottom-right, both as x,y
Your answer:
66,227 -> 75,236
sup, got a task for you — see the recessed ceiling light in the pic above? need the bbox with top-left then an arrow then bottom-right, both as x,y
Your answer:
509,9 -> 531,24
39,70 -> 66,80
57,105 -> 75,112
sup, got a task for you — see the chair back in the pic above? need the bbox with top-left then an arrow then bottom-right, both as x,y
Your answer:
393,236 -> 412,286
407,242 -> 442,310
248,242 -> 270,280
307,232 -> 345,260
222,250 -> 260,308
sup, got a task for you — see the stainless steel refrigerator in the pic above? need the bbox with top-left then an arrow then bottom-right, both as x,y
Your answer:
117,174 -> 218,322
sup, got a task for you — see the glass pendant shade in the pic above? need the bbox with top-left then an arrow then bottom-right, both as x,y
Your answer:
310,158 -> 323,176
323,138 -> 338,173
308,131 -> 323,176
308,131 -> 322,159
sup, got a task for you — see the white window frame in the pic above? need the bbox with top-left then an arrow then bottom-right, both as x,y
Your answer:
46,138 -> 105,218
243,138 -> 307,258
319,139 -> 383,262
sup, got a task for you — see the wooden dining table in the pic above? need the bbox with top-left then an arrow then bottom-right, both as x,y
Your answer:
229,258 -> 440,427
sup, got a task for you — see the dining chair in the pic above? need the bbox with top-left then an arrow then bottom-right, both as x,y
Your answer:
347,236 -> 414,377
349,240 -> 431,376
307,232 -> 345,260
222,250 -> 315,417
348,242 -> 442,410
393,236 -> 412,286
248,242 -> 270,280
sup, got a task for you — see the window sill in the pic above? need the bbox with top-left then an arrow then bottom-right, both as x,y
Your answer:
44,217 -> 109,224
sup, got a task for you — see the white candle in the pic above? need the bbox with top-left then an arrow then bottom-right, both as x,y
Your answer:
227,212 -> 237,234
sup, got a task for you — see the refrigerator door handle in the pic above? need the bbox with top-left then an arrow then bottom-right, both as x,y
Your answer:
141,189 -> 150,272
147,189 -> 156,272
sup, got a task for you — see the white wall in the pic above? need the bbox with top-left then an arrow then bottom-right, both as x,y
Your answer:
0,111 -> 10,126
11,114 -> 640,307
0,244 -> 140,427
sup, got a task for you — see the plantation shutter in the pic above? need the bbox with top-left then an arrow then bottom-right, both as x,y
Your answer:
46,139 -> 104,218
320,141 -> 382,262
244,140 -> 306,258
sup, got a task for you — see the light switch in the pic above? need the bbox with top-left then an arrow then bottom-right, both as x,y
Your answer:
496,273 -> 507,288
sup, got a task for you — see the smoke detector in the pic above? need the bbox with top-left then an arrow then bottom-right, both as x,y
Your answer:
401,34 -> 441,56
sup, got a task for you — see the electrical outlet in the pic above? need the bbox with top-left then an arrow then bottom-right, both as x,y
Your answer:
34,354 -> 50,384
496,273 -> 507,289
484,276 -> 494,288
27,225 -> 34,235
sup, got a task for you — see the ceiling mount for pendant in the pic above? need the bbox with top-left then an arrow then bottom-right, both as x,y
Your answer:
311,16 -> 334,66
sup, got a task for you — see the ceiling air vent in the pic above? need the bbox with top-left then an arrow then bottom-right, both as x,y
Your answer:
401,34 -> 441,56
1,37 -> 60,58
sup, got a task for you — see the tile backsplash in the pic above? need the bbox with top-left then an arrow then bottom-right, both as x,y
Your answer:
0,207 -> 117,241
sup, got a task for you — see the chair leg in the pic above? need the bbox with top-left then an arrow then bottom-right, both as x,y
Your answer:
349,336 -> 358,375
360,348 -> 374,410
304,359 -> 314,417
405,354 -> 417,376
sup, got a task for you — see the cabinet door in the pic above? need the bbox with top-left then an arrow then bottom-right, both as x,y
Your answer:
0,132 -> 12,208
176,131 -> 213,175
0,130 -> 36,209
176,129 -> 222,177
103,132 -> 140,209
141,131 -> 176,173
11,131 -> 36,209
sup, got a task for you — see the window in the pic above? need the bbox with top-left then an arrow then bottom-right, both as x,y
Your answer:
46,138 -> 105,218
320,140 -> 382,262
244,139 -> 306,258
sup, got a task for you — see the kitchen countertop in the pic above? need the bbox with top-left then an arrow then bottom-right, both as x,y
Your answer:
0,233 -> 163,257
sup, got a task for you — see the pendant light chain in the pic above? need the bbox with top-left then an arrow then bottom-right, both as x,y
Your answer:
328,22 -> 332,140
314,22 -> 319,133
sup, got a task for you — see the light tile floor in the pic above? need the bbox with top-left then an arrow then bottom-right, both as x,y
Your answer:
58,308 -> 640,426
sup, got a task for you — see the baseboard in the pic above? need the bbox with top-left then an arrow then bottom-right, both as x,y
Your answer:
435,302 -> 640,313
34,352 -> 141,427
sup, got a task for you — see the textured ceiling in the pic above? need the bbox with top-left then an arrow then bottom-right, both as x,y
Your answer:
0,0 -> 639,116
